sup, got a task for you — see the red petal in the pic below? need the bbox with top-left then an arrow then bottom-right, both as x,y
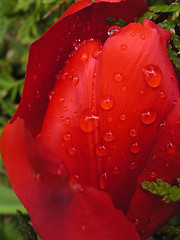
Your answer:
127,99 -> 180,239
0,119 -> 139,240
11,0 -> 147,136
93,20 -> 179,212
40,20 -> 179,214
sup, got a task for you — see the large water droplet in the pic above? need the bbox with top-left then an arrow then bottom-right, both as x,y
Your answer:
140,109 -> 156,125
130,142 -> 140,154
65,117 -> 71,125
81,52 -> 88,62
142,65 -> 162,88
96,144 -> 108,157
166,142 -> 176,154
103,130 -> 115,142
128,161 -> 138,170
120,114 -> 127,121
100,96 -> 114,110
107,25 -> 120,37
129,128 -> 138,137
121,44 -> 127,50
68,146 -> 76,156
63,133 -> 71,141
113,72 -> 123,82
98,172 -> 107,189
79,109 -> 99,133
72,75 -> 79,85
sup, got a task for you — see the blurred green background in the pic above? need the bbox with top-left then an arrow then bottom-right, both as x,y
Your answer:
0,0 -> 179,239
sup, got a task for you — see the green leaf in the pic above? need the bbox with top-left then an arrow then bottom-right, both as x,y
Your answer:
141,178 -> 180,204
150,3 -> 180,13
0,185 -> 26,214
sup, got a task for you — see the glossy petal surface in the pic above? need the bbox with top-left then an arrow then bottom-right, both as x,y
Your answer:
40,20 -> 179,214
0,119 -> 139,240
127,99 -> 180,239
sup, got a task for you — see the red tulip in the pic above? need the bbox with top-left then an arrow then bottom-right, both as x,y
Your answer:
1,0 -> 180,239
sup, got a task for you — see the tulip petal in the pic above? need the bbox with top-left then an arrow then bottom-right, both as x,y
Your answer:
127,99 -> 180,239
0,119 -> 139,240
11,0 -> 147,136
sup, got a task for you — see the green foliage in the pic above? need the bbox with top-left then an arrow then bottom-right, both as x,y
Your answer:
141,178 -> 180,203
16,210 -> 39,240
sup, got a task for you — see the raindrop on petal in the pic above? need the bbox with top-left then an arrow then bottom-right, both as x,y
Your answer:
107,25 -> 120,37
96,144 -> 108,157
113,72 -> 123,82
79,109 -> 99,133
103,130 -> 115,142
130,142 -> 140,154
99,172 -> 107,189
166,142 -> 176,154
142,65 -> 162,88
68,146 -> 76,156
140,109 -> 156,125
100,96 -> 114,110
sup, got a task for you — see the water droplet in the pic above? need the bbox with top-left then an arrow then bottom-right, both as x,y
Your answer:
70,174 -> 79,183
140,109 -> 156,125
79,109 -> 99,133
120,114 -> 127,121
171,74 -> 176,82
121,86 -> 127,92
129,128 -> 138,137
33,74 -> 38,80
113,166 -> 120,175
166,142 -> 176,154
121,44 -> 127,50
130,142 -> 140,154
56,55 -> 61,62
131,32 -> 136,36
68,146 -> 76,156
64,106 -> 68,111
63,133 -> 71,141
132,218 -> 139,225
27,104 -> 32,111
151,154 -> 156,160
107,117 -> 113,123
59,97 -> 64,103
48,90 -> 54,101
140,34 -> 145,40
176,120 -> 180,126
99,172 -> 107,189
65,117 -> 71,125
48,133 -> 52,138
96,145 -> 108,157
59,116 -> 64,122
160,120 -> 166,128
81,52 -> 88,62
92,48 -> 102,59
150,171 -> 157,178
140,89 -> 144,95
159,90 -> 166,98
60,142 -> 65,148
113,72 -> 123,82
142,65 -> 162,88
100,96 -> 114,110
35,90 -> 40,99
103,130 -> 115,142
107,25 -> 120,36
36,133 -> 41,140
72,75 -> 79,85
73,112 -> 78,118
128,161 -> 138,170
33,171 -> 42,182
